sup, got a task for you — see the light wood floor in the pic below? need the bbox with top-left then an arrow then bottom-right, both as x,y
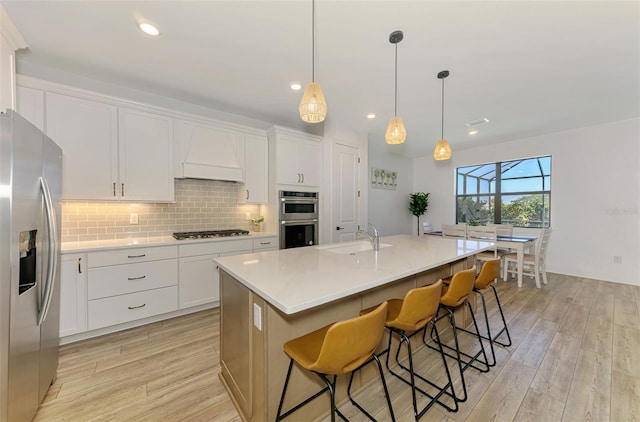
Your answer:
34,273 -> 640,421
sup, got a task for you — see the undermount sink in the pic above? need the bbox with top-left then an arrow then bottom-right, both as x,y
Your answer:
317,241 -> 392,255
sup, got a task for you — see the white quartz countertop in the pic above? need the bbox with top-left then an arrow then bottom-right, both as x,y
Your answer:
215,234 -> 493,315
61,232 -> 277,253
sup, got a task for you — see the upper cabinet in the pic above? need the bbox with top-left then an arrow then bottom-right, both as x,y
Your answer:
15,85 -> 44,131
174,119 -> 244,182
118,108 -> 174,201
17,78 -> 175,202
270,127 -> 322,187
238,133 -> 268,204
46,91 -> 120,200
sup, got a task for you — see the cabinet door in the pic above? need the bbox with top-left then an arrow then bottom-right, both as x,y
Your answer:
276,137 -> 301,185
241,133 -> 268,203
46,92 -> 118,200
179,254 -> 220,309
118,108 -> 174,201
60,253 -> 87,337
298,141 -> 322,186
16,85 -> 44,131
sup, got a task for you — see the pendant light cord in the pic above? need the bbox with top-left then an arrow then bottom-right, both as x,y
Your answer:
394,43 -> 398,117
441,76 -> 445,139
311,0 -> 315,82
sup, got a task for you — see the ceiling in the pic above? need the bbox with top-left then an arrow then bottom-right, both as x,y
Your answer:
3,1 -> 639,158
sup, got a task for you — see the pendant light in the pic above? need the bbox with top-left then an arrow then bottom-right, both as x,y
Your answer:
433,70 -> 452,160
385,30 -> 406,144
299,0 -> 327,123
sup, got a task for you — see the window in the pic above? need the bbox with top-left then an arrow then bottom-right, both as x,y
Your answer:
456,156 -> 551,228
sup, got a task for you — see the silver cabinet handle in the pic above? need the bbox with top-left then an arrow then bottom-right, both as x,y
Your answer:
128,303 -> 146,310
301,173 -> 304,183
78,257 -> 82,274
260,241 -> 271,245
127,275 -> 146,280
121,183 -> 125,197
127,254 -> 146,258
246,189 -> 249,200
113,182 -> 116,196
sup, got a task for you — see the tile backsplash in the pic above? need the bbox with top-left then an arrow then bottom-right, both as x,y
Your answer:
61,179 -> 261,242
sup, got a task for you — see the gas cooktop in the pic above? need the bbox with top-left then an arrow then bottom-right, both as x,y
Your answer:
172,229 -> 250,240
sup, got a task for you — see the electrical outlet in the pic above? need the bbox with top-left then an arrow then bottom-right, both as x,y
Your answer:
246,212 -> 251,220
614,255 -> 622,264
253,303 -> 262,330
129,213 -> 138,225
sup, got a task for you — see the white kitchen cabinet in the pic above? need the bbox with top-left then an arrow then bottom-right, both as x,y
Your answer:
174,118 -> 244,181
15,85 -> 44,131
59,253 -> 87,337
118,107 -> 174,201
86,246 -> 178,330
177,238 -> 253,309
239,133 -> 268,204
0,7 -> 27,113
45,91 -> 119,200
272,128 -> 322,187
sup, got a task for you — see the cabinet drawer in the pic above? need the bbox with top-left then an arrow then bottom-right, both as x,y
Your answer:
87,286 -> 178,330
88,259 -> 177,300
88,245 -> 177,267
178,239 -> 253,257
253,237 -> 277,250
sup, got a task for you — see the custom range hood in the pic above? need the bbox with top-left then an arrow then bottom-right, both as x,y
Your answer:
174,119 -> 244,182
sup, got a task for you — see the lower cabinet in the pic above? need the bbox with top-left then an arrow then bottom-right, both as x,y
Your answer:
86,245 -> 178,331
59,253 -> 87,337
60,236 -> 278,341
179,254 -> 221,309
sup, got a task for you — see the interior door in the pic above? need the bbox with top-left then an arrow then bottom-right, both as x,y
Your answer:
332,143 -> 360,243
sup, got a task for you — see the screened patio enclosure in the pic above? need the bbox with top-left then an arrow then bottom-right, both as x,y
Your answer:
456,156 -> 551,228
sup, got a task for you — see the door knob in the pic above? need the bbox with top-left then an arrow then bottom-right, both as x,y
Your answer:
336,226 -> 345,230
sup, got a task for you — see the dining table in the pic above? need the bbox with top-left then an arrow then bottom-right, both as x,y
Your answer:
427,231 -> 538,287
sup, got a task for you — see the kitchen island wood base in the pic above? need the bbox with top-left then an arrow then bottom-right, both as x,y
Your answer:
219,255 -> 475,422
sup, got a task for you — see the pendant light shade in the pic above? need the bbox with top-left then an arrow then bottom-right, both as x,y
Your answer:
299,0 -> 327,123
433,70 -> 452,160
299,82 -> 327,123
385,30 -> 406,144
385,117 -> 407,145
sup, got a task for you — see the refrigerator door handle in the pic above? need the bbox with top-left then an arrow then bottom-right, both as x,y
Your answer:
38,176 -> 58,326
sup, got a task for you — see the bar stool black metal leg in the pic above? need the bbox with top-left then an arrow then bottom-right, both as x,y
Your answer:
491,285 -> 512,347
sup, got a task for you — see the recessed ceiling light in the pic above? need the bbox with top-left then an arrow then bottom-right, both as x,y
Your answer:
366,113 -> 376,119
468,130 -> 479,135
290,82 -> 302,91
138,22 -> 160,37
466,117 -> 489,127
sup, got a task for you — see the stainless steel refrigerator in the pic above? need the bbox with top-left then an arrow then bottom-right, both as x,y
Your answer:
0,110 -> 62,422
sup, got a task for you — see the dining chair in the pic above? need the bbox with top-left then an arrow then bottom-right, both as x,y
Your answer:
466,225 -> 498,267
441,223 -> 467,239
503,228 -> 552,288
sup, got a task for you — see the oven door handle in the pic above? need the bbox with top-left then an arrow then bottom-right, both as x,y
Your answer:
281,219 -> 318,225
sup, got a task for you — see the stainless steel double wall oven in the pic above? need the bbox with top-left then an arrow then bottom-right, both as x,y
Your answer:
279,191 -> 319,249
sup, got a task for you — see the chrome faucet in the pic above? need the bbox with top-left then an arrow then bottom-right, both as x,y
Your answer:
356,223 -> 380,251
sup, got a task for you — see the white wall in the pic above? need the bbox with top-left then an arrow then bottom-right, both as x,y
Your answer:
368,136 -> 415,237
412,118 -> 640,286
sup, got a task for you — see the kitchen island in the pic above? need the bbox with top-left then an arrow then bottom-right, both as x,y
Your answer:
215,234 -> 492,422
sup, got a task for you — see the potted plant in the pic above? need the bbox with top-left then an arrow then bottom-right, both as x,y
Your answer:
409,192 -> 430,236
250,216 -> 264,232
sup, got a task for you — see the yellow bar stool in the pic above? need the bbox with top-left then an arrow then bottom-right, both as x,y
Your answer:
360,280 -> 458,420
447,258 -> 512,367
275,302 -> 395,422
425,266 -> 490,404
